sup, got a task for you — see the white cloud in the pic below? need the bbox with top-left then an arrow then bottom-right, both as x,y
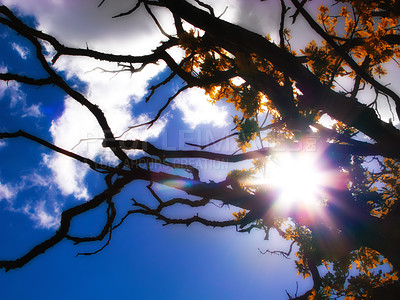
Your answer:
173,87 -> 228,129
11,42 -> 29,59
0,0 -> 285,231
21,172 -> 51,189
45,58 -> 167,198
45,82 -> 168,199
1,0 -> 236,224
0,174 -> 62,229
8,82 -> 25,108
0,182 -> 15,202
0,77 -> 43,118
22,200 -> 61,229
0,65 -> 8,99
43,152 -> 89,200
22,103 -> 43,118
228,0 -> 280,35
0,67 -> 23,107
1,0 -> 174,201
3,0 -> 173,54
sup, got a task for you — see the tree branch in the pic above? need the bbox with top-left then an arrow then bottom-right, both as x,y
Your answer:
0,73 -> 53,85
130,85 -> 189,130
66,197 -> 116,245
0,130 -> 119,173
259,240 -> 295,259
0,8 -> 132,163
0,174 -> 135,271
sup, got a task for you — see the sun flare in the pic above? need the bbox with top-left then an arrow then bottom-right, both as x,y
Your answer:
264,152 -> 326,212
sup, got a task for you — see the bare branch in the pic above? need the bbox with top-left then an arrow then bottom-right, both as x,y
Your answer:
147,183 -> 164,204
98,0 -> 106,8
157,197 -> 210,211
350,56 -> 370,100
112,1 -> 142,18
127,204 -> 240,227
75,230 -> 112,257
279,0 -> 289,50
66,197 -> 116,245
0,7 -> 131,163
217,6 -> 228,19
130,156 -> 200,181
193,0 -> 215,17
0,174 -> 135,271
158,214 -> 240,227
258,240 -> 295,259
128,85 -> 189,129
105,136 -> 400,162
0,130 -> 119,173
186,132 -> 238,150
146,71 -> 177,102
103,138 -> 275,162
173,13 -> 184,35
290,0 -> 308,24
144,2 -> 171,38
186,121 -> 284,150
0,73 -> 53,85
72,196 -> 116,256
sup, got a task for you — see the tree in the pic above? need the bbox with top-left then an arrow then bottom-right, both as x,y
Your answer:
1,0 -> 400,298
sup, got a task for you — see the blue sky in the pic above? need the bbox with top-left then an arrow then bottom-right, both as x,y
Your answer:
0,0 -> 316,299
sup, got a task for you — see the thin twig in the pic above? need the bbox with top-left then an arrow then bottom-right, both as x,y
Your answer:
129,85 -> 189,129
112,1 -> 142,18
0,130 -> 117,173
258,240 -> 295,259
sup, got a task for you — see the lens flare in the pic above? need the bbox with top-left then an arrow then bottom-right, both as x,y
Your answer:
264,152 -> 327,214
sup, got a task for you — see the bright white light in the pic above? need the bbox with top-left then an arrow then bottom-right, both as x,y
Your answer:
265,153 -> 325,210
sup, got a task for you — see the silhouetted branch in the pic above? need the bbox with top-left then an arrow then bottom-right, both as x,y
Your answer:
66,197 -> 117,245
157,197 -> 210,211
290,0 -> 308,23
98,0 -> 106,8
103,138 -> 275,161
104,137 -> 400,161
259,240 -> 295,259
0,130 -> 118,173
158,214 -> 240,227
130,156 -> 200,181
193,0 -> 215,16
146,71 -> 177,102
144,2 -> 171,38
128,85 -> 189,130
186,132 -> 238,150
129,203 -> 241,228
0,7 -> 131,163
0,73 -> 53,85
73,196 -> 116,256
186,121 -> 284,150
0,174 -> 135,271
112,1 -> 142,19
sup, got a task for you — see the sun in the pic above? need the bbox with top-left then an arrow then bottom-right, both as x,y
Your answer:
264,152 -> 327,213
